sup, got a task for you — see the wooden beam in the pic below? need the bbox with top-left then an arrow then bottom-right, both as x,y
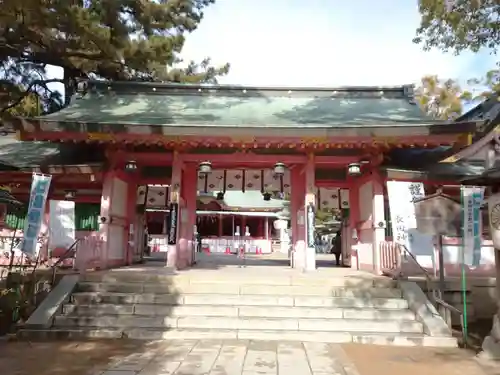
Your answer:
315,181 -> 351,188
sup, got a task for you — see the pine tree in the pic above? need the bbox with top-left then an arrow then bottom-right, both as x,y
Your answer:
414,0 -> 500,101
0,0 -> 229,120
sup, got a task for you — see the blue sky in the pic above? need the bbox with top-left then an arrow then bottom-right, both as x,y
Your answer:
47,0 -> 496,89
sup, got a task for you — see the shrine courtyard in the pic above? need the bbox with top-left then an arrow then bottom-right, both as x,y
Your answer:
1,338 -> 497,375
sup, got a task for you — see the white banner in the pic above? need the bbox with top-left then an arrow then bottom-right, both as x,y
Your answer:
48,200 -> 76,253
21,174 -> 52,257
461,186 -> 484,266
386,181 -> 434,266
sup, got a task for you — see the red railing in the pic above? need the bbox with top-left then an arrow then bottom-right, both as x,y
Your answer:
378,241 -> 401,273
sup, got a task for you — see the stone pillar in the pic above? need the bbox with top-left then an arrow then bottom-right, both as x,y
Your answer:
371,174 -> 386,275
178,163 -> 197,268
167,152 -> 182,268
290,166 -> 306,269
478,249 -> 500,361
304,154 -> 316,271
125,175 -> 138,265
279,224 -> 289,254
479,192 -> 500,361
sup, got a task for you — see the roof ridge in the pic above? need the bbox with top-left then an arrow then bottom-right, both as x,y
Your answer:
82,80 -> 413,96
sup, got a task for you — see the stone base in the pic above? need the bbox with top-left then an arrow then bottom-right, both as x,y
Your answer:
478,313 -> 500,362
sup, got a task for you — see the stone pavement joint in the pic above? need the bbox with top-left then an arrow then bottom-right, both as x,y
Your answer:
96,339 -> 358,375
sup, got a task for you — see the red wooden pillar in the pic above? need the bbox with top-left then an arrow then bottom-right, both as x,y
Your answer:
179,161 -> 197,268
218,214 -> 223,237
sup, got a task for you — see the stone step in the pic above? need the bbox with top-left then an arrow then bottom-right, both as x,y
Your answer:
71,292 -> 409,309
53,315 -> 424,333
63,303 -> 416,320
17,328 -> 457,347
80,272 -> 397,288
76,281 -> 402,298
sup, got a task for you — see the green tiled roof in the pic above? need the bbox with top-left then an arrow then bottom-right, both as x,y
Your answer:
0,135 -> 107,168
0,135 -> 59,168
36,81 -> 437,129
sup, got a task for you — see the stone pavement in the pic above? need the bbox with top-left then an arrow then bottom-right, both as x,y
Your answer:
96,340 -> 357,375
1,339 -> 496,375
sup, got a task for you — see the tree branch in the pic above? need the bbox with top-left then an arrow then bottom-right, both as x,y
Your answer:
0,78 -> 64,114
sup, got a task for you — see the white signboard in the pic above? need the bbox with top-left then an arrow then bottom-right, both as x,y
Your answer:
386,181 -> 434,267
48,200 -> 76,253
21,174 -> 52,257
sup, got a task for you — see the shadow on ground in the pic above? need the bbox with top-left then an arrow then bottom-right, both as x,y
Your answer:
0,340 -> 154,375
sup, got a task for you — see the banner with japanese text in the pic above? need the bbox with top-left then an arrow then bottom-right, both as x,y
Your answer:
386,181 -> 434,267
21,174 -> 52,257
461,186 -> 484,266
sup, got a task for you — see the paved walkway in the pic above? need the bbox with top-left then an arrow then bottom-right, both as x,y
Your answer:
2,339 -> 495,375
97,340 -> 357,375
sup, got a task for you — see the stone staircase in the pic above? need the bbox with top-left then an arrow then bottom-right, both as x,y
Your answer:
19,269 -> 457,346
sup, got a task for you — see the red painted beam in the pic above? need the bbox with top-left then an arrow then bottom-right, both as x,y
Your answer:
115,151 -> 364,167
314,156 -> 361,165
114,152 -> 173,165
23,130 -> 461,146
181,153 -> 307,165
14,195 -> 101,203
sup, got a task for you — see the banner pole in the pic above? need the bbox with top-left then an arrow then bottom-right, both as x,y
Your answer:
460,186 -> 469,346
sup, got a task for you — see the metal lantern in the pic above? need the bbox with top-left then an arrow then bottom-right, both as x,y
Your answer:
276,205 -> 290,220
273,162 -> 287,176
65,190 -> 76,199
347,162 -> 362,177
198,161 -> 212,175
125,160 -> 138,173
216,191 -> 225,201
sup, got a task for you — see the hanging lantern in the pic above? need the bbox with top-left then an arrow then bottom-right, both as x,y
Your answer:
198,161 -> 212,175
125,160 -> 138,173
216,191 -> 225,200
273,162 -> 287,176
347,163 -> 362,177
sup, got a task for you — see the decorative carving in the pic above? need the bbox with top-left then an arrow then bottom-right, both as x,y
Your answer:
88,133 -> 114,141
300,137 -> 329,145
229,136 -> 256,144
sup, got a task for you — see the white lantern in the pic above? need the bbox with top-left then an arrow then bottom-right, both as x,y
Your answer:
125,160 -> 138,173
273,162 -> 287,176
198,161 -> 212,175
347,163 -> 362,177
274,219 -> 287,230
